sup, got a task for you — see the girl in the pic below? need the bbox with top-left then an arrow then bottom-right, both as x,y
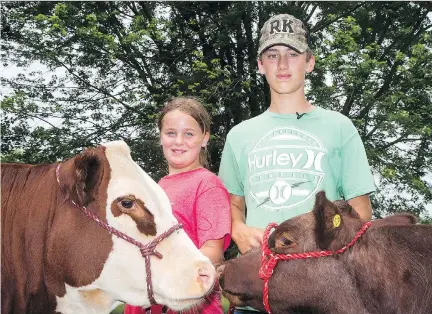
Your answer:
124,97 -> 231,314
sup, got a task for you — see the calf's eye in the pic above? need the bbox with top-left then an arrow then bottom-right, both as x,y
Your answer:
275,232 -> 297,249
282,238 -> 293,246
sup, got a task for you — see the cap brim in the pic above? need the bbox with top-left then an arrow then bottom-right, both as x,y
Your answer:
258,37 -> 308,55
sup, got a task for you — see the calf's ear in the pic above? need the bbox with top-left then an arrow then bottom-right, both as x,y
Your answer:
313,191 -> 343,250
60,148 -> 102,207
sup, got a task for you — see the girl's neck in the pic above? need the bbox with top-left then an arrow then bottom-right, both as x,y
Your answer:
168,164 -> 203,176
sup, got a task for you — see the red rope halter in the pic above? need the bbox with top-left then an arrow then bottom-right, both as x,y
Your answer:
259,221 -> 372,314
56,163 -> 182,305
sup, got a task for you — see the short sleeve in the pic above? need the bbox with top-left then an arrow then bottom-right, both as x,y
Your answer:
218,135 -> 244,196
340,123 -> 376,200
195,182 -> 231,250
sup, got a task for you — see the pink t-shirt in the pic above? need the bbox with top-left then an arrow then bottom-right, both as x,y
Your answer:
159,167 -> 231,251
124,168 -> 231,314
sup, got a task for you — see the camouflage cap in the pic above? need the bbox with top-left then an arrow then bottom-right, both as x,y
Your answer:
258,14 -> 309,55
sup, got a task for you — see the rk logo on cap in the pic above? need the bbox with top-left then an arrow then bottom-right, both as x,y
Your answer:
269,18 -> 296,35
258,14 -> 309,55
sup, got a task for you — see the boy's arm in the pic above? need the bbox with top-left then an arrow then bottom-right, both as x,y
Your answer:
347,194 -> 372,220
340,119 -> 375,219
230,194 -> 264,254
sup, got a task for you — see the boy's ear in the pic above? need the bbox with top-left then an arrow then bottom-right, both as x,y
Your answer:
313,191 -> 342,250
257,58 -> 266,75
306,55 -> 315,73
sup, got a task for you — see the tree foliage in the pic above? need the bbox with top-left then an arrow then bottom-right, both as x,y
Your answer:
2,1 -> 431,218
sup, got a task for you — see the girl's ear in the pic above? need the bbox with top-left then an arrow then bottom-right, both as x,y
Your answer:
201,132 -> 210,147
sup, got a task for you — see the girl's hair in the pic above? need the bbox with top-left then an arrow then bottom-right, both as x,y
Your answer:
157,96 -> 211,169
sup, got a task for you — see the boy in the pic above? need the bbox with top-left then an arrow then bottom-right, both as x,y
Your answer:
219,13 -> 375,257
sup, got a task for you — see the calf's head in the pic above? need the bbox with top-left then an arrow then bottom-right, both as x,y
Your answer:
50,141 -> 215,312
220,192 -> 416,312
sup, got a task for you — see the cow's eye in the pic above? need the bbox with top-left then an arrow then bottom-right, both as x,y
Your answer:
117,198 -> 136,212
121,199 -> 134,208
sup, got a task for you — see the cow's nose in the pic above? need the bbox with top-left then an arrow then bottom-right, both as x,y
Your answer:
197,263 -> 216,290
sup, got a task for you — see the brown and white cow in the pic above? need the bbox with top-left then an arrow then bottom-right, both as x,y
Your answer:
219,192 -> 432,314
1,141 -> 216,314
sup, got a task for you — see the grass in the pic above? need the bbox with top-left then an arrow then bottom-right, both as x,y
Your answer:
222,296 -> 231,313
111,304 -> 124,314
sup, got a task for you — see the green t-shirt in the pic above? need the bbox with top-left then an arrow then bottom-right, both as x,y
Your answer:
219,107 -> 375,228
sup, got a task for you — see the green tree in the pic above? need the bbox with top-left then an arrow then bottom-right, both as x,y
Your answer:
2,1 -> 431,218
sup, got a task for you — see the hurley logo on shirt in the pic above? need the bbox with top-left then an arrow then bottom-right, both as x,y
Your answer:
248,127 -> 327,211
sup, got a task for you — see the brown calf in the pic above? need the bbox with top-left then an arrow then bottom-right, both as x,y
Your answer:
220,192 -> 431,314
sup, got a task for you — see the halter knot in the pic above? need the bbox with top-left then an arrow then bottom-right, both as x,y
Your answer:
140,247 -> 163,259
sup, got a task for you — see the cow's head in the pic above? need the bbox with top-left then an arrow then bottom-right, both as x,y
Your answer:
219,192 -> 416,312
49,141 -> 215,313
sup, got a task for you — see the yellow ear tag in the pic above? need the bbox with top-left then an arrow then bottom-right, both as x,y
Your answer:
333,214 -> 341,228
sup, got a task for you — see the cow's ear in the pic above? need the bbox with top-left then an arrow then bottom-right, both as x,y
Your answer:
61,148 -> 101,207
73,152 -> 101,206
313,191 -> 342,250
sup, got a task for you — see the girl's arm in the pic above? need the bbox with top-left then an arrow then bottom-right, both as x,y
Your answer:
200,238 -> 225,265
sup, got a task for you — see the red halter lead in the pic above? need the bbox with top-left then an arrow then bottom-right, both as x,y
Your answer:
259,221 -> 372,314
55,163 -> 182,305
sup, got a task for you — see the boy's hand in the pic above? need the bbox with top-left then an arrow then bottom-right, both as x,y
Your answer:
232,221 -> 265,254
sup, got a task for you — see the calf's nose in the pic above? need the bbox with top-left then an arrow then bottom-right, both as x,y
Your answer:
216,264 -> 225,280
216,264 -> 226,288
218,273 -> 225,289
197,263 -> 216,290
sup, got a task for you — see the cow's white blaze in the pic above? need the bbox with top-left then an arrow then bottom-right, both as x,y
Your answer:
57,141 -> 215,313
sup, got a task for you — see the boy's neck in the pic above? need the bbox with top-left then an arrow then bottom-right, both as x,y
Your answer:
268,91 -> 314,114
